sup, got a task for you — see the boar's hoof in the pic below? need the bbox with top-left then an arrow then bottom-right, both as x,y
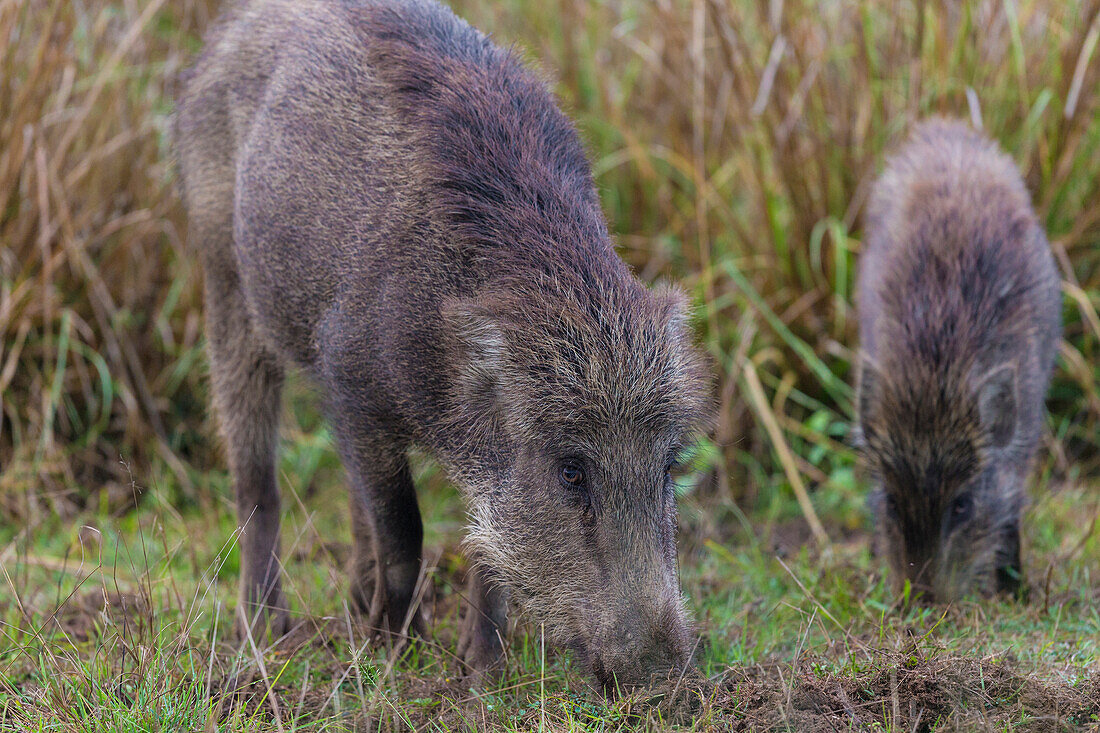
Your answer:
350,559 -> 425,641
348,555 -> 388,632
457,614 -> 505,678
349,564 -> 377,619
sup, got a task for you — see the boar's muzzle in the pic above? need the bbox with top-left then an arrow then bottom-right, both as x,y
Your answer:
579,593 -> 692,694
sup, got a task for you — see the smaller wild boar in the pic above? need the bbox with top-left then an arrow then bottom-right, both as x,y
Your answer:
175,0 -> 712,692
856,119 -> 1061,602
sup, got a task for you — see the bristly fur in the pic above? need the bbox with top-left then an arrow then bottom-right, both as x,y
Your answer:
175,0 -> 713,690
366,4 -> 609,273
856,118 -> 1061,601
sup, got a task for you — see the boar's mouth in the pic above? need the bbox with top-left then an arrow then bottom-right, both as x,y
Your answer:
568,641 -> 624,696
567,635 -> 682,696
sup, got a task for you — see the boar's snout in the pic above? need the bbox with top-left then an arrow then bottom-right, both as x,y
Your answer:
897,560 -> 939,603
585,597 -> 692,694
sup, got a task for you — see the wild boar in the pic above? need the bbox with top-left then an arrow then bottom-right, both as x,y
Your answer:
174,0 -> 711,690
856,118 -> 1061,602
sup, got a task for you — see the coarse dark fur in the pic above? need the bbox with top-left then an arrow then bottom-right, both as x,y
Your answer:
175,0 -> 712,691
856,119 -> 1061,602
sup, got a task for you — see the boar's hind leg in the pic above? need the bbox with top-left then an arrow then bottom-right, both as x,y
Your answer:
457,567 -> 507,674
204,265 -> 288,639
341,439 -> 424,638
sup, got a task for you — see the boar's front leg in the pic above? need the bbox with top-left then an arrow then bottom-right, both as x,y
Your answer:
337,431 -> 425,638
204,264 -> 289,640
457,567 -> 508,674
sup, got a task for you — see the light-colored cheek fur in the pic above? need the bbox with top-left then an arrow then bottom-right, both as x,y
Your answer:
463,497 -> 588,642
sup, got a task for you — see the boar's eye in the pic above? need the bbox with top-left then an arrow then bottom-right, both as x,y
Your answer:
559,463 -> 586,490
949,493 -> 973,525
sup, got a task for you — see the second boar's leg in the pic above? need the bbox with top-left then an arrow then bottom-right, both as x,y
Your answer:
457,566 -> 508,672
203,262 -> 288,640
997,523 -> 1023,596
339,434 -> 424,637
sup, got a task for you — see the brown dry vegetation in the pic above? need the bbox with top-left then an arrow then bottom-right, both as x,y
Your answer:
0,0 -> 216,520
4,0 -> 1100,518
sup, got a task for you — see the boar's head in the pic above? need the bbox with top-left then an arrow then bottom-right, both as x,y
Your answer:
445,281 -> 712,691
858,357 -> 1024,601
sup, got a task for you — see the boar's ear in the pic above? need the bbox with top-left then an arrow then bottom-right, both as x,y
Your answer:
977,364 -> 1017,448
442,298 -> 508,411
650,283 -> 693,338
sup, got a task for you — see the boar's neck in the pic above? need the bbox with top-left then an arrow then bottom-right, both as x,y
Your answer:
354,2 -> 645,469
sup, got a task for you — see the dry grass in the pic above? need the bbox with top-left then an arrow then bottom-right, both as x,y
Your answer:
0,0 -> 216,520
5,0 -> 1100,522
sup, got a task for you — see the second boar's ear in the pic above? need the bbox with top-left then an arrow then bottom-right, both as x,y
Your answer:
441,298 -> 508,409
977,364 -> 1017,448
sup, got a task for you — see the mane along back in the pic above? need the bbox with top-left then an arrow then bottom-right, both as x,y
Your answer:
360,0 -> 620,296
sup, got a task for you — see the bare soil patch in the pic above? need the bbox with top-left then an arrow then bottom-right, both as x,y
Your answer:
710,653 -> 1099,732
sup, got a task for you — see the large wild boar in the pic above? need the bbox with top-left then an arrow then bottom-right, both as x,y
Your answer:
856,119 -> 1061,602
175,0 -> 711,690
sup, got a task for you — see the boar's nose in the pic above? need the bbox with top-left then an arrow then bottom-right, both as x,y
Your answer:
590,603 -> 690,694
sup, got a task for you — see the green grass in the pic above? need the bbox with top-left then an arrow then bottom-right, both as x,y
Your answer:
3,0 -> 1100,729
2,460 -> 1098,729
3,389 -> 1099,730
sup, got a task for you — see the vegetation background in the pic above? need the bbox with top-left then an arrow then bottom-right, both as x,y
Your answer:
1,0 -> 1099,729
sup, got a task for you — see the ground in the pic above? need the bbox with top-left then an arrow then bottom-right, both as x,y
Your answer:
2,419 -> 1098,730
